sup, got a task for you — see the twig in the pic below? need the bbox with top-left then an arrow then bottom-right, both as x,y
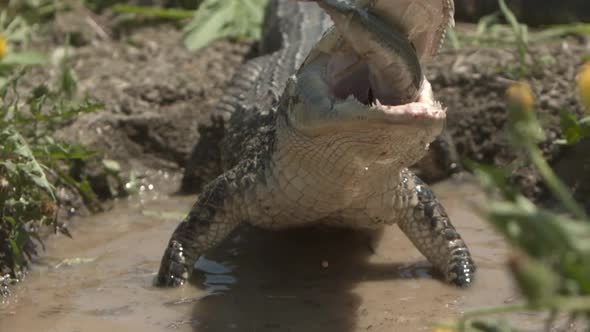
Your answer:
84,15 -> 110,41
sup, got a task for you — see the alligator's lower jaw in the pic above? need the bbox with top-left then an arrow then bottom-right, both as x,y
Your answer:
330,79 -> 446,128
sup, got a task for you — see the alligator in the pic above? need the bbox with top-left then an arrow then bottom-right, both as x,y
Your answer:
157,0 -> 476,288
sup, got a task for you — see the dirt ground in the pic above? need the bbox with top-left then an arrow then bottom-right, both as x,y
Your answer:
423,38 -> 590,200
28,11 -> 253,174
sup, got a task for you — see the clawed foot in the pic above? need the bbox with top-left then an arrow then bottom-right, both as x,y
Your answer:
156,240 -> 190,287
446,254 -> 476,287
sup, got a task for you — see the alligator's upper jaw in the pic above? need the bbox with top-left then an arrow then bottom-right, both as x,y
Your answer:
362,0 -> 455,63
306,0 -> 454,62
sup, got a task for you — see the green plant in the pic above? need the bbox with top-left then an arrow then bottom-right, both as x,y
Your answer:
497,0 -> 529,76
106,0 -> 268,51
0,11 -> 48,79
183,0 -> 267,50
0,66 -> 110,278
444,1 -> 532,78
0,16 -> 120,282
441,77 -> 590,331
5,0 -> 68,24
446,1 -> 590,79
557,62 -> 590,146
110,4 -> 195,21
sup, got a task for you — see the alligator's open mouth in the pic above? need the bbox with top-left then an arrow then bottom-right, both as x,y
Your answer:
287,0 -> 449,136
324,48 -> 445,123
307,0 -> 447,121
326,48 -> 416,106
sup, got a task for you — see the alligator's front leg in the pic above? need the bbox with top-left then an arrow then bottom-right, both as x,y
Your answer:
396,170 -> 476,287
156,173 -> 243,287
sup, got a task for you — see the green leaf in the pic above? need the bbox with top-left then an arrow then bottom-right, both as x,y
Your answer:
509,254 -> 559,305
0,160 -> 18,174
6,129 -> 56,200
1,52 -> 49,66
183,0 -> 267,51
102,159 -> 121,173
58,66 -> 78,98
184,1 -> 233,51
531,24 -> 590,42
560,109 -> 584,145
8,238 -> 21,263
111,4 -> 194,20
464,159 -> 518,200
4,216 -> 16,228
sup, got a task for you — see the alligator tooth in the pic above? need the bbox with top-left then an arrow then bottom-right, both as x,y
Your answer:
368,87 -> 375,105
370,98 -> 383,108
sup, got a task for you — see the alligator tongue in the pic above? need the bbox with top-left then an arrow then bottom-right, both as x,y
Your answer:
312,0 -> 423,105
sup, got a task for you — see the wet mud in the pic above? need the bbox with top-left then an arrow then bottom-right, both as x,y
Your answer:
0,178 -> 555,331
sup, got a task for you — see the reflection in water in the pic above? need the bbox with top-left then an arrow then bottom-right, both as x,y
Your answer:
188,225 -> 456,332
0,178 -> 545,331
194,257 -> 237,296
190,226 -> 375,332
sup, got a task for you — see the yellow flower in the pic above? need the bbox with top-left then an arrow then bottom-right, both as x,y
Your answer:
0,35 -> 6,60
432,328 -> 456,332
506,82 -> 534,113
505,82 -> 544,143
577,62 -> 590,113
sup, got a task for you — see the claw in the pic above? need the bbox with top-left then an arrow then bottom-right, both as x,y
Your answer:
156,240 -> 190,288
447,255 -> 476,287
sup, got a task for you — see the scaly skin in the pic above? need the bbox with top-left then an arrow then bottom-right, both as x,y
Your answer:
158,0 -> 475,288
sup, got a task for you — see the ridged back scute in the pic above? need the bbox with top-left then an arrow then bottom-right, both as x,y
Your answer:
220,0 -> 333,168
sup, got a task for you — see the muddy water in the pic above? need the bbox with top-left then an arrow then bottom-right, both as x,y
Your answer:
0,177 -> 540,331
